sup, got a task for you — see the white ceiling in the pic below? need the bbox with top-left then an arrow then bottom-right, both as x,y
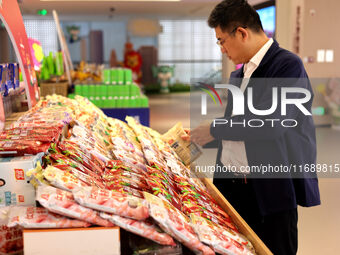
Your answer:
19,0 -> 269,19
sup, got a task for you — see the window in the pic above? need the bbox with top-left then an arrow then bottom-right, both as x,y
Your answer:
159,20 -> 222,84
24,19 -> 58,55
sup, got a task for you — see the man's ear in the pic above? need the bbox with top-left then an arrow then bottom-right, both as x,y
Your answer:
238,27 -> 248,41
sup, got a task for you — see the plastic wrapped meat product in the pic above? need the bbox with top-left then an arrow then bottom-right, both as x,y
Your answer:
107,186 -> 145,199
220,226 -> 255,253
0,140 -> 51,157
52,162 -> 104,188
108,118 -> 143,150
7,206 -> 90,229
181,201 -> 237,232
106,160 -> 147,176
125,117 -> 165,167
12,110 -> 72,129
36,185 -> 115,227
104,177 -> 150,192
144,126 -> 183,163
162,153 -> 190,177
146,165 -> 174,180
57,165 -> 105,189
110,155 -> 147,172
68,136 -> 111,163
104,174 -> 150,192
146,177 -> 182,210
47,152 -> 103,183
144,192 -> 215,255
112,149 -> 145,165
102,169 -> 150,192
73,186 -> 149,221
9,120 -> 64,131
176,182 -> 231,219
182,196 -> 233,224
0,126 -> 62,143
100,213 -> 176,246
111,137 -> 144,158
0,207 -> 23,255
71,125 -> 108,150
172,175 -> 211,199
190,214 -> 255,255
42,165 -> 92,191
102,169 -> 145,182
57,140 -> 105,173
103,164 -> 147,179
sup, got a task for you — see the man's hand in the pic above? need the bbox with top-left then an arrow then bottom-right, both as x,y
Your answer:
181,129 -> 190,141
191,122 -> 214,146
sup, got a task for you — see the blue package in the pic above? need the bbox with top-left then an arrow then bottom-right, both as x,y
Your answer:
15,63 -> 20,89
6,63 -> 15,90
1,65 -> 8,96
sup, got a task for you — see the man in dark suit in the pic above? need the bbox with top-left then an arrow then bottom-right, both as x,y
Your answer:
190,1 -> 321,254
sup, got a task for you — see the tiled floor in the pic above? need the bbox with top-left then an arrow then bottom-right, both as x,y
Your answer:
149,92 -> 340,255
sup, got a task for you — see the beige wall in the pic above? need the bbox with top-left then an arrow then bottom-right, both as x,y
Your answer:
224,0 -> 340,78
301,0 -> 340,77
276,0 -> 294,51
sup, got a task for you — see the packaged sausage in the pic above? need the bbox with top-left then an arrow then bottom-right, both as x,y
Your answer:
100,213 -> 176,246
0,207 -> 23,255
72,186 -> 149,221
7,206 -> 90,229
190,214 -> 255,255
42,165 -> 92,192
144,192 -> 215,255
0,140 -> 51,157
36,185 -> 114,227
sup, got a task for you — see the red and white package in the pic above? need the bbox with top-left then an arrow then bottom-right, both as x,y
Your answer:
57,140 -> 105,174
190,214 -> 255,255
143,192 -> 215,255
42,165 -> 91,191
100,212 -> 176,246
37,185 -> 114,227
0,207 -> 23,255
7,206 -> 90,229
48,152 -> 103,183
0,127 -> 61,142
106,160 -> 147,175
73,186 -> 149,221
0,140 -> 51,157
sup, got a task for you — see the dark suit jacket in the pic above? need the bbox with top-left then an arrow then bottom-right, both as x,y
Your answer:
211,40 -> 321,216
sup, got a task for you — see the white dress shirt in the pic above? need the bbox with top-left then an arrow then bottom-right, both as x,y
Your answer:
220,38 -> 274,173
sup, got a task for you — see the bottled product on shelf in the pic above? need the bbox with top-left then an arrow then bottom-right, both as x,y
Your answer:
72,68 -> 148,109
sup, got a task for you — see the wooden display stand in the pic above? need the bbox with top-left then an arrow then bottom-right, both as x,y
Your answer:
22,179 -> 272,255
202,178 -> 273,255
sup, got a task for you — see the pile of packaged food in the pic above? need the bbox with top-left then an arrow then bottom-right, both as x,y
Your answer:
0,95 -> 256,255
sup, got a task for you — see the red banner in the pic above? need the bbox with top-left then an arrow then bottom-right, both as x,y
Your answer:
0,0 -> 40,127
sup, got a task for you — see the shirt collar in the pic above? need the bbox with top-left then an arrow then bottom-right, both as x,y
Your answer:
244,38 -> 274,71
245,38 -> 274,70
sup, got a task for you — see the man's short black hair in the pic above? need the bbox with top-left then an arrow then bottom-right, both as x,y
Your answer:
208,0 -> 263,33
